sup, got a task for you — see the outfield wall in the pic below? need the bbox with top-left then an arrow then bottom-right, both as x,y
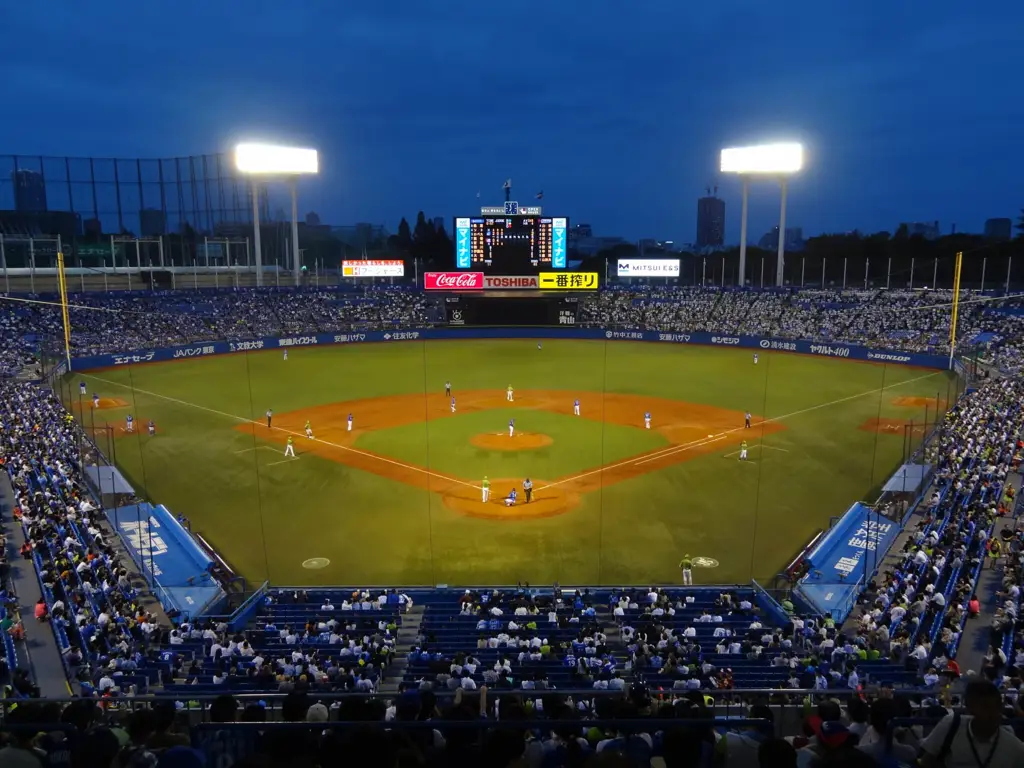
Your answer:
66,328 -> 951,371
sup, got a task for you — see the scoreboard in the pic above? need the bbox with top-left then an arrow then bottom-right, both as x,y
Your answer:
455,215 -> 567,273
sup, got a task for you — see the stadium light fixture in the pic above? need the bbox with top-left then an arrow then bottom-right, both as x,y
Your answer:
720,142 -> 804,287
234,142 -> 320,287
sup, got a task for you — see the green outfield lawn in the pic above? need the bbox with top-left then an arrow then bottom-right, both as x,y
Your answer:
355,409 -> 671,481
68,340 -> 960,587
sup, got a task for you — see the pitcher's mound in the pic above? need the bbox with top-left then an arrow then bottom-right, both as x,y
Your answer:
859,418 -> 926,435
471,432 -> 553,451
443,478 -> 577,520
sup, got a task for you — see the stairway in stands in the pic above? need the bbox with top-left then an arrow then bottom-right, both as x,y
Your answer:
379,604 -> 425,694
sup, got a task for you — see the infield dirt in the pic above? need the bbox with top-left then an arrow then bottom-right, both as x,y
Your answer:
233,389 -> 786,519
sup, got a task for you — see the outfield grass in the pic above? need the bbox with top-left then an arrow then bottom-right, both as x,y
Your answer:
69,340 -> 959,587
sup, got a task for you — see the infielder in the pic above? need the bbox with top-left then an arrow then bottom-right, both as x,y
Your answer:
745,411 -> 751,429
305,420 -> 314,439
739,440 -> 748,461
680,554 -> 693,586
450,397 -> 456,413
573,399 -> 580,416
644,411 -> 651,430
506,385 -> 514,402
284,436 -> 296,457
508,418 -> 515,438
125,414 -> 134,433
266,408 -> 273,428
92,394 -> 100,409
347,413 -> 353,432
482,476 -> 490,503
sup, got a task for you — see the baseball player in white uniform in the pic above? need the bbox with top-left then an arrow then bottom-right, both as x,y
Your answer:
506,385 -> 514,402
573,399 -> 580,416
508,418 -> 515,437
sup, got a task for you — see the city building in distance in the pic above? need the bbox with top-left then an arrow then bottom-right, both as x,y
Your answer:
984,217 -> 1012,241
13,169 -> 47,212
696,187 -> 725,249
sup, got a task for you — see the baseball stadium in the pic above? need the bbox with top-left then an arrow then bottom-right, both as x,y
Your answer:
3,147 -> 1024,763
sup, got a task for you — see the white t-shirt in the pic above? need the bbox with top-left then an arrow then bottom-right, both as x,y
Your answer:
921,714 -> 1024,767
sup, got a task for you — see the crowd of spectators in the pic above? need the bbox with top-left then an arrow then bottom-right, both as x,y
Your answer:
2,285 -> 1024,375
0,287 -> 442,361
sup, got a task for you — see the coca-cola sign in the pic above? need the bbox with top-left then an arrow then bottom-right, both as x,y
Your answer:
424,272 -> 485,291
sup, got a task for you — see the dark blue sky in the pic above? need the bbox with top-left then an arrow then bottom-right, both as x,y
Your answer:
0,1 -> 1020,244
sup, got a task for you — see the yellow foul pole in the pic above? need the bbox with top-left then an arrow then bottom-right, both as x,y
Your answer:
57,250 -> 72,371
948,251 -> 963,370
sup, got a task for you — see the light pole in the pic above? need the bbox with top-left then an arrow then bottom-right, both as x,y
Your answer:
235,142 -> 319,287
720,142 -> 804,287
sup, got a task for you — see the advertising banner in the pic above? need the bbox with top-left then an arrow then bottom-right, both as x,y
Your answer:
795,503 -> 901,621
424,272 -> 484,291
342,259 -> 405,278
552,218 -> 567,269
617,259 -> 681,277
538,272 -> 599,291
104,503 -> 224,615
483,276 -> 538,289
71,329 -> 951,371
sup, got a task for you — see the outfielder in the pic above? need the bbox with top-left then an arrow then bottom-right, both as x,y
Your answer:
739,440 -> 748,461
284,436 -> 296,457
482,476 -> 490,503
573,399 -> 580,416
508,418 -> 515,438
283,349 -> 288,361
305,420 -> 314,439
680,554 -> 694,586
79,381 -> 87,396
506,385 -> 514,402
753,353 -> 759,365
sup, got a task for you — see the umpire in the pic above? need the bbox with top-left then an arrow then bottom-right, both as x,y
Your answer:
523,477 -> 533,503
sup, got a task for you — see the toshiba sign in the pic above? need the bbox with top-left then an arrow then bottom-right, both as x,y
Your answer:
483,276 -> 539,289
424,272 -> 484,291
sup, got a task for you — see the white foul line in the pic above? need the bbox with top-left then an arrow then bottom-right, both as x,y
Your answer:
265,457 -> 301,467
537,370 -> 944,491
723,443 -> 790,458
82,373 -> 478,491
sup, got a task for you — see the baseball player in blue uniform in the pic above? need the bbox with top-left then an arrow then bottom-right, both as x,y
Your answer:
508,418 -> 515,438
644,411 -> 651,430
347,413 -> 353,432
125,414 -> 134,433
574,399 -> 580,416
450,397 -> 456,413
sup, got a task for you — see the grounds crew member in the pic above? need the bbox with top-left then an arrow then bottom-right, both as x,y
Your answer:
680,554 -> 693,586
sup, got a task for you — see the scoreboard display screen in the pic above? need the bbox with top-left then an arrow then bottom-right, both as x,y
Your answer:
455,216 -> 567,274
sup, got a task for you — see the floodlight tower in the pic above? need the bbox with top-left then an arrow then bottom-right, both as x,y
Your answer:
720,142 -> 804,287
234,142 -> 320,287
